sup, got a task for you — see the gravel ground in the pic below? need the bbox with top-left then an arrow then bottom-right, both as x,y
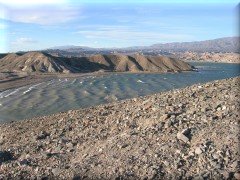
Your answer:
0,77 -> 239,179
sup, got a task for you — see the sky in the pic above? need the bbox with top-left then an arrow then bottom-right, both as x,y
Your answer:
0,0 -> 239,52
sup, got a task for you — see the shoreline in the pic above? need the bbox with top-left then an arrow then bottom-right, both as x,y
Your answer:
183,59 -> 240,64
0,77 -> 239,179
0,74 -> 237,124
1,60 -> 239,92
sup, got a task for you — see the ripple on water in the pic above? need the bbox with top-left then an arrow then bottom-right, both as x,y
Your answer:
0,62 -> 239,123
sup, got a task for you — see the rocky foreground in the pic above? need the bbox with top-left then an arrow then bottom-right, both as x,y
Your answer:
0,77 -> 240,179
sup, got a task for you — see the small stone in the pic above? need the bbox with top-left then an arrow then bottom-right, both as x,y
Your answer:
160,114 -> 169,121
210,161 -> 217,167
177,132 -> 189,143
221,170 -> 230,179
195,147 -> 202,155
163,161 -> 169,166
175,149 -> 181,154
231,161 -> 239,169
147,168 -> 157,179
165,119 -> 172,128
226,149 -> 231,156
18,159 -> 29,166
36,131 -> 50,140
188,150 -> 195,157
222,105 -> 227,110
66,142 -> 74,148
52,168 -> 61,176
121,144 -> 128,149
41,152 -> 51,159
212,153 -> 219,159
234,172 -> 240,180
82,154 -> 88,158
59,138 -> 68,144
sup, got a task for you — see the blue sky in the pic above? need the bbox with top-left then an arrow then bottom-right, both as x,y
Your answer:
0,0 -> 239,52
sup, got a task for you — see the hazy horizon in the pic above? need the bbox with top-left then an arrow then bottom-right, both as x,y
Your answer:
0,0 -> 239,53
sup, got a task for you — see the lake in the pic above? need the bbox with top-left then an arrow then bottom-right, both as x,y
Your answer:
0,62 -> 239,123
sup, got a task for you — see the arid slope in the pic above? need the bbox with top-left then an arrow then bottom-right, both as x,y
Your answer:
0,52 -> 72,73
0,77 -> 239,179
0,52 -> 193,73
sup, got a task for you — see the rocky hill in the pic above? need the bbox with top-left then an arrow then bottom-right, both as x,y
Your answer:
150,37 -> 239,53
86,54 -> 192,72
172,52 -> 240,63
0,52 -> 73,73
0,52 -> 193,73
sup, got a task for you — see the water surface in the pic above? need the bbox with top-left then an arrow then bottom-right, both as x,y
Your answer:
0,62 -> 239,123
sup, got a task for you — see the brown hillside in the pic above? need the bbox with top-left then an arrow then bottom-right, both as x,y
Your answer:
87,54 -> 193,72
0,52 -> 72,73
0,52 -> 193,73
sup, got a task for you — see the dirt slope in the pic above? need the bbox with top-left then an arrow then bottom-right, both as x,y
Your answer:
0,52 -> 193,73
0,77 -> 239,179
0,52 -> 72,73
87,54 -> 193,72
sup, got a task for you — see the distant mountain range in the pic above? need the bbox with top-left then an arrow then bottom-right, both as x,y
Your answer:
45,37 -> 239,55
149,37 -> 239,53
49,45 -> 96,51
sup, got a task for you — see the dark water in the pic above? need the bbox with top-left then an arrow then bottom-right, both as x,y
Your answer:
0,62 -> 239,123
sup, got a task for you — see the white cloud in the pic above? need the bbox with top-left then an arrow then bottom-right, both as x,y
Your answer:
0,6 -> 6,19
0,23 -> 6,29
0,0 -> 67,8
75,25 -> 194,43
8,32 -> 16,35
11,38 -> 38,45
3,6 -> 80,25
0,0 -> 80,25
